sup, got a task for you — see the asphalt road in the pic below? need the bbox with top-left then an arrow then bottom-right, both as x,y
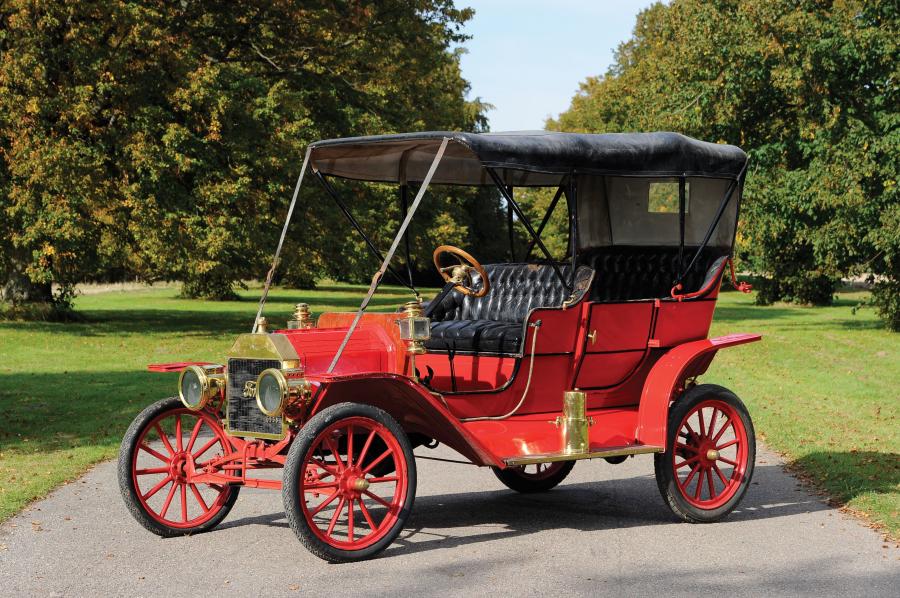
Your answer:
1,443 -> 897,597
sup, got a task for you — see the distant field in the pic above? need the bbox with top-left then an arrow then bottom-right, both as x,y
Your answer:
0,285 -> 897,537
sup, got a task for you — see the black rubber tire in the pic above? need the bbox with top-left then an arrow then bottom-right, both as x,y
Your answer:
117,397 -> 239,537
654,384 -> 756,523
492,461 -> 576,493
282,402 -> 417,563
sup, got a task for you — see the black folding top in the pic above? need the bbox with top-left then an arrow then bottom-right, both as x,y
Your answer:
309,131 -> 747,185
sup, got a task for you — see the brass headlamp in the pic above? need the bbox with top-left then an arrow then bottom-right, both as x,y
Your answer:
287,303 -> 314,329
178,364 -> 225,410
255,367 -> 311,417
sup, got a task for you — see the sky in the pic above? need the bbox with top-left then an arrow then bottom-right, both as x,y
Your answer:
457,1 -> 656,132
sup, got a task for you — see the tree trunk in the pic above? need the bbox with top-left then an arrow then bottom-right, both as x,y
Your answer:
1,269 -> 52,303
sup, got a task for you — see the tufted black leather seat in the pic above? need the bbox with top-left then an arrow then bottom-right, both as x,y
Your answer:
426,263 -> 577,355
579,246 -> 727,302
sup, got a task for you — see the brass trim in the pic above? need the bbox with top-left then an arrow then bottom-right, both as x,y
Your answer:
255,368 -> 288,417
227,333 -> 300,361
504,445 -> 663,466
178,365 -> 224,410
559,390 -> 591,454
587,329 -> 598,345
254,368 -> 312,418
288,303 -> 314,329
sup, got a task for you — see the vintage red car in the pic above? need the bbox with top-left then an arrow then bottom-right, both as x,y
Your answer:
119,131 -> 760,562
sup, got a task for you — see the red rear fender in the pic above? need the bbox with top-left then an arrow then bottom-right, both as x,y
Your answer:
635,333 -> 762,446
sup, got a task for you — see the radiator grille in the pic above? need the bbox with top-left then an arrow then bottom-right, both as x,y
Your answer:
226,358 -> 283,438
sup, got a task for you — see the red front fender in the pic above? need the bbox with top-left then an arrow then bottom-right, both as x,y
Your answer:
309,374 -> 502,467
635,333 -> 762,447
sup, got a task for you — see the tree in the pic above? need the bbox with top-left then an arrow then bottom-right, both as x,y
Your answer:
0,1 -> 489,304
550,0 -> 899,329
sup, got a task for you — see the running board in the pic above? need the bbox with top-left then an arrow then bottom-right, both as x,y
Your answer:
503,444 -> 663,466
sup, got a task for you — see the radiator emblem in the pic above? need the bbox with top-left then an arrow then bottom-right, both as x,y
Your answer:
242,380 -> 257,399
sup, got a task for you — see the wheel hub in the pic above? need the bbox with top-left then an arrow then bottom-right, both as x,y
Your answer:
168,451 -> 194,482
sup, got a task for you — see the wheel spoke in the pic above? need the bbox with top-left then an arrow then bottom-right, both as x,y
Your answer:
366,475 -> 399,484
189,483 -> 210,513
708,408 -> 719,440
718,456 -> 739,467
193,436 -> 218,460
356,429 -> 377,466
186,419 -> 204,453
304,481 -> 339,491
693,469 -> 704,500
180,483 -> 188,522
324,438 -> 345,471
160,481 -> 178,519
135,466 -> 169,476
346,424 -> 354,468
358,497 -> 377,531
154,424 -> 176,455
326,497 -> 347,536
683,421 -> 697,437
716,438 -> 738,450
363,490 -> 392,510
175,416 -> 183,452
697,408 -> 706,437
675,442 -> 698,452
683,462 -> 701,487
347,498 -> 354,542
309,458 -> 339,477
712,417 -> 732,443
706,465 -> 716,498
139,443 -> 170,463
675,455 -> 699,469
142,475 -> 173,500
362,448 -> 393,474
712,463 -> 729,486
308,490 -> 340,517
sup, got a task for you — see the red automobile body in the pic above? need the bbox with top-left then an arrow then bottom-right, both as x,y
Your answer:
151,281 -> 759,484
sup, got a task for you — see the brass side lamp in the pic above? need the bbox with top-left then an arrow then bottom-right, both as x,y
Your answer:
397,300 -> 431,381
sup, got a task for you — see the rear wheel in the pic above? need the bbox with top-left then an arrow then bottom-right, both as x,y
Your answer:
118,397 -> 239,537
283,403 -> 416,563
654,384 -> 755,522
492,461 -> 575,493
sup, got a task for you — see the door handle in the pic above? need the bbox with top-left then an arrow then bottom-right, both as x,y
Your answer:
587,329 -> 597,345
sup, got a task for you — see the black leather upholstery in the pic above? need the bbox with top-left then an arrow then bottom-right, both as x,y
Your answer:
426,263 -> 576,355
423,251 -> 726,355
578,246 -> 727,302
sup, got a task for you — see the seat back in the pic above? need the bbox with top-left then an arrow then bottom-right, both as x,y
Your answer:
579,246 -> 727,302
431,263 -> 575,323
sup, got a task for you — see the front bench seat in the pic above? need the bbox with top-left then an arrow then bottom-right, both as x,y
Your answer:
425,263 -> 591,355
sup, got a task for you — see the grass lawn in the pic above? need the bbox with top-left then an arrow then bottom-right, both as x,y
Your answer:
0,285 -> 897,537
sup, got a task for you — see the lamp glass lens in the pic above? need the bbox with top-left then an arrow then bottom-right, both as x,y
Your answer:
259,373 -> 284,414
181,369 -> 204,407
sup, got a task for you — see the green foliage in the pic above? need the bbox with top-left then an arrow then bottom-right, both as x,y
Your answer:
551,0 -> 899,325
0,1 -> 490,302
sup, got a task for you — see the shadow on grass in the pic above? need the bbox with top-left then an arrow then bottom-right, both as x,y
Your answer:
0,371 -> 172,453
788,451 -> 900,509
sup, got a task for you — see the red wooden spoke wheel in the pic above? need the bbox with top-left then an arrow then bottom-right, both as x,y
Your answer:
492,461 -> 575,493
655,384 -> 755,522
283,403 -> 416,563
118,397 -> 239,536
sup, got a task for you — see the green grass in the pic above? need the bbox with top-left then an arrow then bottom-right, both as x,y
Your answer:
0,285 -> 897,537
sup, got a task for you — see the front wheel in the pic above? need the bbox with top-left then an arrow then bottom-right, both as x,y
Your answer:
118,397 -> 239,537
492,461 -> 575,493
283,403 -> 416,563
654,384 -> 755,523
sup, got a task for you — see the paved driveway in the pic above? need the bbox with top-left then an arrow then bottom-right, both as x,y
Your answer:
1,444 -> 897,597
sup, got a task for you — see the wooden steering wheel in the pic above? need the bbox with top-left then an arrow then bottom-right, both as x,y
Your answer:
432,245 -> 490,298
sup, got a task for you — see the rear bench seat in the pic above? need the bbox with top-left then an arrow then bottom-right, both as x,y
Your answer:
424,248 -> 727,355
